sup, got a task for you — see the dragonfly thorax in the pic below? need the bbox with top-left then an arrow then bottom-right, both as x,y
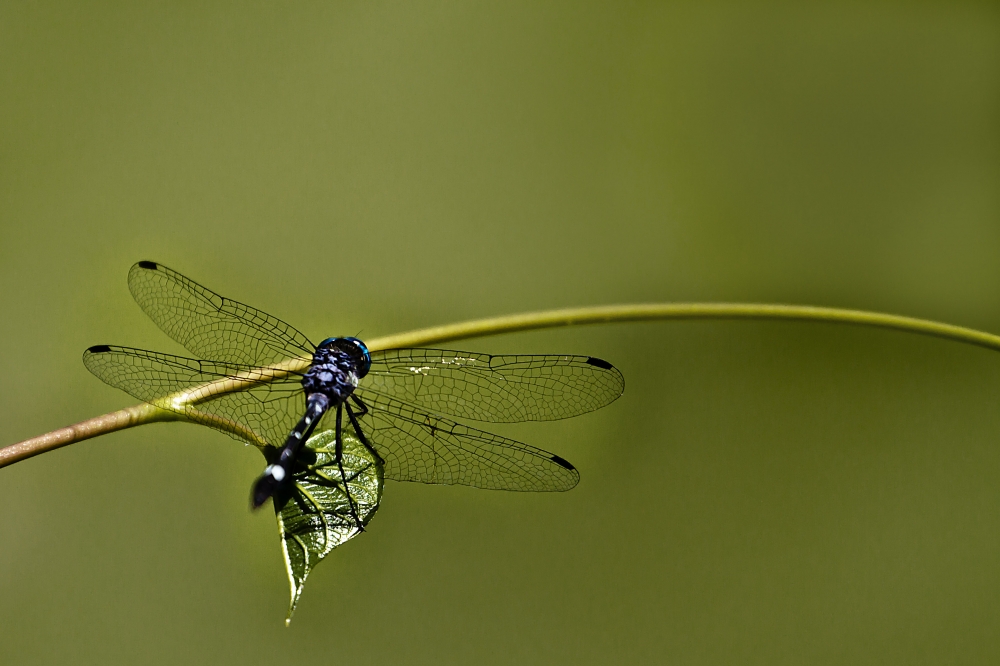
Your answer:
301,342 -> 363,403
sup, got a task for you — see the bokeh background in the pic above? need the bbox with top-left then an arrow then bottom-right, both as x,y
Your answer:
2,2 -> 999,664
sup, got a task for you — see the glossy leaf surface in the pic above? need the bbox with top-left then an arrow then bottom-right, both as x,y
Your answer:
274,428 -> 383,623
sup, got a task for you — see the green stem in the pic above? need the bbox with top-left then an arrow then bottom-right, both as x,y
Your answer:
3,302 -> 998,469
364,303 -> 1000,351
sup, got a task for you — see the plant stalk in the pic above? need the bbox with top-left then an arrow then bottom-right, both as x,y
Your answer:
4,302 -> 999,469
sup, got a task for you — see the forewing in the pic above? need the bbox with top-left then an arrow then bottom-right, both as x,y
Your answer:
127,261 -> 315,366
353,389 -> 580,491
83,345 -> 303,448
362,348 -> 624,423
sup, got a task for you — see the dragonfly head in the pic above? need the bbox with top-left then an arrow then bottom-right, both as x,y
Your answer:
318,337 -> 371,378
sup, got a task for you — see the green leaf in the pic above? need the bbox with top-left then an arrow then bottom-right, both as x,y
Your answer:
273,428 -> 383,624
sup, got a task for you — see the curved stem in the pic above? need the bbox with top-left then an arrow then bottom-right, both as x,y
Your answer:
362,303 -> 1000,352
4,302 -> 999,469
0,403 -> 179,468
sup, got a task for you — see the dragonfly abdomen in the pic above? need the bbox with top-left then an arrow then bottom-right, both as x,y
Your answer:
251,393 -> 330,508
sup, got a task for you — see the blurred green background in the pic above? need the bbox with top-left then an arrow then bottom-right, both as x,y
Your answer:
2,2 -> 999,664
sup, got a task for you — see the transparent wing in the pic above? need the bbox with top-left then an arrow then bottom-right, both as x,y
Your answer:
127,261 -> 315,366
83,345 -> 304,448
361,348 -> 624,423
353,389 -> 580,492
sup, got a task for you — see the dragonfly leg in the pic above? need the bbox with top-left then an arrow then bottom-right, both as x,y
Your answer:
347,396 -> 384,465
335,402 -> 365,531
349,394 -> 369,417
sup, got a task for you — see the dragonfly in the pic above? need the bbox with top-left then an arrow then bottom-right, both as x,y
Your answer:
83,261 -> 625,525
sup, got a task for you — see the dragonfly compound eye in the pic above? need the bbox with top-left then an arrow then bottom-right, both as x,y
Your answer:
316,337 -> 371,377
342,337 -> 371,377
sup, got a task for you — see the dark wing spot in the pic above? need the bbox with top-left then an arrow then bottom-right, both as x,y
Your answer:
585,356 -> 613,370
137,260 -> 158,270
550,454 -> 575,470
87,345 -> 112,353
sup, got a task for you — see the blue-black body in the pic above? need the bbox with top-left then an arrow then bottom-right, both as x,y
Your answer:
251,337 -> 372,510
